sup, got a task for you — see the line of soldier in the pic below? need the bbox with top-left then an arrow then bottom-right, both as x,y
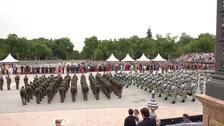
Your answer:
18,72 -> 125,105
0,74 -> 29,90
80,74 -> 89,101
89,73 -> 101,100
58,74 -> 71,103
103,73 -> 123,98
95,73 -> 112,99
19,73 -> 96,105
70,74 -> 78,102
109,75 -> 123,98
95,72 -> 123,99
115,70 -> 211,104
20,74 -> 64,105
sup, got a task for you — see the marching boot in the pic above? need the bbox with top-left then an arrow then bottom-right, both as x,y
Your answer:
181,99 -> 185,103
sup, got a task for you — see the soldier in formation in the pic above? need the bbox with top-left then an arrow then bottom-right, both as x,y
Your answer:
114,71 -> 132,88
95,72 -> 124,99
89,73 -> 101,100
121,70 -> 211,104
6,75 -> 11,90
46,86 -> 53,103
19,74 -> 61,104
70,74 -> 78,102
0,75 -> 4,90
96,73 -> 111,99
81,74 -> 89,101
24,75 -> 28,88
59,86 -> 66,103
18,72 -> 124,105
59,74 -> 71,103
20,86 -> 27,105
15,74 -> 20,90
26,84 -> 33,102
110,77 -> 123,98
35,87 -> 42,104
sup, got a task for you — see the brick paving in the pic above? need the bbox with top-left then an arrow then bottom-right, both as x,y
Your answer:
0,106 -> 201,126
0,73 -> 202,126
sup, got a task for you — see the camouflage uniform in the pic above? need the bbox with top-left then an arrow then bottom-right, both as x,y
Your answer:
24,75 -> 28,88
26,85 -> 33,100
81,74 -> 89,101
35,87 -> 42,104
59,86 -> 66,103
46,86 -> 53,103
0,76 -> 4,90
6,75 -> 11,90
15,74 -> 20,90
20,87 -> 27,105
70,85 -> 77,102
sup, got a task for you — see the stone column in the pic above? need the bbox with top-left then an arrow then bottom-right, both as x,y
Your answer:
196,0 -> 224,125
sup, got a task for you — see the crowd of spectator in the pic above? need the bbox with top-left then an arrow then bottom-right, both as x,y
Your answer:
175,53 -> 215,63
0,53 -> 215,75
0,61 -> 214,75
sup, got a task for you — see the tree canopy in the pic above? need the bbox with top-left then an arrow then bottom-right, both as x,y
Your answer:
0,34 -> 77,60
0,32 -> 215,60
81,33 -> 215,61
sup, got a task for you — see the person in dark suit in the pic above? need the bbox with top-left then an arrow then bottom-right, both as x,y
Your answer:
137,108 -> 156,126
124,109 -> 137,126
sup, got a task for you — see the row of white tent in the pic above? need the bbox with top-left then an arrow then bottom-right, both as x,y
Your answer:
0,54 -> 19,63
0,53 -> 166,63
106,53 -> 167,62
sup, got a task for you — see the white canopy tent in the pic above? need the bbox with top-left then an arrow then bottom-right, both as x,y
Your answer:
137,53 -> 150,62
152,53 -> 167,62
121,54 -> 135,62
106,54 -> 119,62
0,53 -> 19,63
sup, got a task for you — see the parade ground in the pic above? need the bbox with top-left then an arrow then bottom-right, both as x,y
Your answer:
0,73 -> 202,126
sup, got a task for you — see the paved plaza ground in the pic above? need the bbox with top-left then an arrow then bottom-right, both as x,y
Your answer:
0,73 -> 202,126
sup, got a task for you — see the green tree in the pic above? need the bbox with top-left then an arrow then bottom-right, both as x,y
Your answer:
53,38 -> 74,59
0,32 -> 216,61
82,36 -> 99,59
178,32 -> 193,46
31,41 -> 52,60
94,48 -> 104,60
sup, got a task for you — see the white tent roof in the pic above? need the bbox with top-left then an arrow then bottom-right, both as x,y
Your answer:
137,53 -> 150,61
106,54 -> 119,62
121,54 -> 135,62
0,53 -> 19,63
152,53 -> 167,62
